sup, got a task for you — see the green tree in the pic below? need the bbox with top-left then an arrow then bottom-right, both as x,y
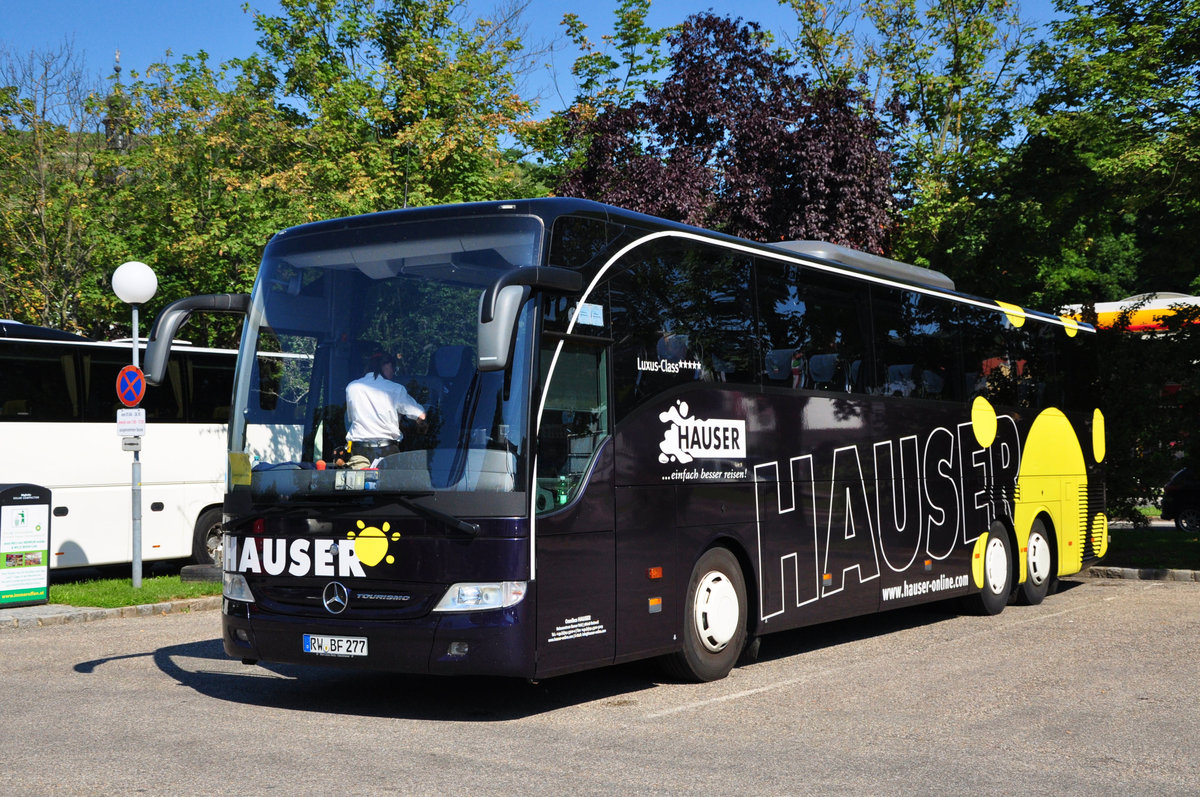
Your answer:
251,0 -> 533,209
83,52 -> 298,343
785,0 -> 1034,281
558,13 -> 893,252
941,0 -> 1200,518
916,0 -> 1200,309
81,0 -> 535,345
1021,0 -> 1200,301
0,41 -> 105,331
524,0 -> 673,180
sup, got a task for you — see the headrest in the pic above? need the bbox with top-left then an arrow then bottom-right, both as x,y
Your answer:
430,345 -> 472,378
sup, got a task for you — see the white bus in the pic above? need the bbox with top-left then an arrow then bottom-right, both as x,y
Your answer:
0,320 -> 233,568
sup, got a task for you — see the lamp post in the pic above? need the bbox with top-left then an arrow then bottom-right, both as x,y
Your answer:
112,261 -> 157,587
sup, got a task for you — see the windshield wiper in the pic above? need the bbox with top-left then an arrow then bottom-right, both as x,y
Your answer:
383,493 -> 479,536
238,489 -> 479,536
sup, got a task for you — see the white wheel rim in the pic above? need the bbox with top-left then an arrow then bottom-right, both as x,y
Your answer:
693,570 -> 739,652
984,537 -> 1007,594
1027,530 -> 1050,586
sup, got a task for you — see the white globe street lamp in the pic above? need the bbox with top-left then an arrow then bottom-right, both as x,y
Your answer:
112,261 -> 158,368
111,260 -> 157,589
112,260 -> 157,304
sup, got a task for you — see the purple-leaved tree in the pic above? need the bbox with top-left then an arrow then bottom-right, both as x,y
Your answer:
558,13 -> 893,253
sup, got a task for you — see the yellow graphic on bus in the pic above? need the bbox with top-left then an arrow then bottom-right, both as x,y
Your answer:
972,396 -> 1106,582
994,300 -> 1027,328
347,520 -> 400,566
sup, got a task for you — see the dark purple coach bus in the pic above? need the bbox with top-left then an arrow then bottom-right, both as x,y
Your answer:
145,198 -> 1107,681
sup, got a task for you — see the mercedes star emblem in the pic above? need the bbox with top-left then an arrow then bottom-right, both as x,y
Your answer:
322,581 -> 350,614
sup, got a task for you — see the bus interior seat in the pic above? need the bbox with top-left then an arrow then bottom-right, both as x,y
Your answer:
2,398 -> 30,416
419,345 -> 477,488
460,448 -> 516,492
921,369 -> 945,397
375,450 -> 434,491
807,353 -> 840,389
423,344 -> 474,411
764,349 -> 792,383
415,447 -> 515,493
430,344 -> 473,380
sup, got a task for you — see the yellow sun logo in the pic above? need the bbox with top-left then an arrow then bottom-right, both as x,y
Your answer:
346,520 -> 401,566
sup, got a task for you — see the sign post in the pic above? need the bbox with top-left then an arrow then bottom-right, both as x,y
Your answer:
112,261 -> 157,588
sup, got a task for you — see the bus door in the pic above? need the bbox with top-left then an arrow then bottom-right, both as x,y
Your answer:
533,340 -> 616,677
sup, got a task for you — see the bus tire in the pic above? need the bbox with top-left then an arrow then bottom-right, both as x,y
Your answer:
967,523 -> 1012,616
192,507 -> 224,566
1016,518 -> 1055,606
662,547 -> 747,682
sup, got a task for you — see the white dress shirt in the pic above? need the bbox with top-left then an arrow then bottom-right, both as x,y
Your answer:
345,374 -> 425,442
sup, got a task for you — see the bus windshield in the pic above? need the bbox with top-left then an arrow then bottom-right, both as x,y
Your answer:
229,212 -> 541,503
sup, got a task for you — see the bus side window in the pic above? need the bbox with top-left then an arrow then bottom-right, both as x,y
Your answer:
0,344 -> 77,421
960,306 -> 1024,407
536,342 -> 609,513
83,349 -> 183,422
187,353 -> 235,422
549,215 -> 623,270
1027,323 -> 1060,409
871,287 -> 960,401
610,239 -> 754,417
757,260 -> 870,394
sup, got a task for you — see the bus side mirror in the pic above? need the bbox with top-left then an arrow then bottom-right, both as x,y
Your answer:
477,285 -> 530,372
144,293 -> 250,385
477,267 -> 583,372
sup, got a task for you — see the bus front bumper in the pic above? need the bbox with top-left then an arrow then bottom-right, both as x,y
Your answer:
222,598 -> 536,678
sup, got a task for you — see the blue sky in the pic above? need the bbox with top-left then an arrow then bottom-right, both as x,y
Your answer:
2,0 -> 1061,117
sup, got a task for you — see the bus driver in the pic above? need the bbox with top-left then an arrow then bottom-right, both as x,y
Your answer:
345,351 -> 426,463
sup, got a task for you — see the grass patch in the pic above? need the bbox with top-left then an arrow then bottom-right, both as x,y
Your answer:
1104,524 -> 1200,571
38,524 -> 1196,609
50,574 -> 220,608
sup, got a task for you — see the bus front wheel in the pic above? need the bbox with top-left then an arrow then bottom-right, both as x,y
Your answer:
192,507 -> 224,566
663,547 -> 747,682
966,523 -> 1012,616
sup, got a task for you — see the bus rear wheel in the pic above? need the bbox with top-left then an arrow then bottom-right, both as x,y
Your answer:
662,547 -> 747,682
1016,519 -> 1055,606
191,507 -> 224,566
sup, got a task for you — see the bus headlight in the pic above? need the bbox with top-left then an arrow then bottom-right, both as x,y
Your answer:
223,572 -> 256,603
432,581 -> 526,612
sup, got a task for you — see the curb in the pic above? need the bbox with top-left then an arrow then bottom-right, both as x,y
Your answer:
1086,566 -> 1199,582
0,596 -> 221,631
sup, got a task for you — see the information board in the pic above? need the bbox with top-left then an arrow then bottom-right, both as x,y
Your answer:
0,484 -> 51,607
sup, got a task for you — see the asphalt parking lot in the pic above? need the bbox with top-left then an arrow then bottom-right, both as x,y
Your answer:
1,576 -> 1197,796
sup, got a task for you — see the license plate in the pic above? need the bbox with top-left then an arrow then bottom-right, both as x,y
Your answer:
303,634 -> 368,657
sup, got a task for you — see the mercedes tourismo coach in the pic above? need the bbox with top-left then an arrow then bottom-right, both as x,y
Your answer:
145,198 -> 1107,681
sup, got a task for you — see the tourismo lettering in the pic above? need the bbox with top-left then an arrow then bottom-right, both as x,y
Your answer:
225,536 -> 367,578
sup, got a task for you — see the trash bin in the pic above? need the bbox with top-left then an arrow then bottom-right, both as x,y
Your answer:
0,484 -> 51,607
